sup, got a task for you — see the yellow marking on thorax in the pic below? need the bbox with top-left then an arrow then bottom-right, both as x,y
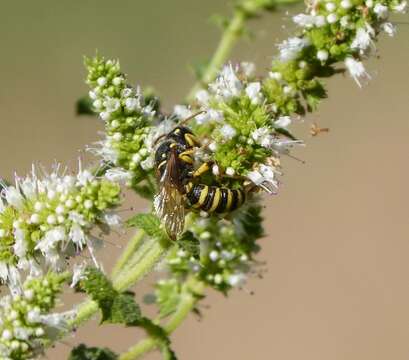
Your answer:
209,188 -> 221,212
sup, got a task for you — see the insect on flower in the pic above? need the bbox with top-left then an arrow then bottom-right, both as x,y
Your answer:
153,112 -> 247,240
310,122 -> 330,137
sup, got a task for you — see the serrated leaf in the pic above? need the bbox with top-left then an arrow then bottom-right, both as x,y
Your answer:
79,267 -> 117,323
79,267 -> 142,325
111,291 -> 142,326
126,213 -> 168,242
69,344 -> 117,360
138,317 -> 178,360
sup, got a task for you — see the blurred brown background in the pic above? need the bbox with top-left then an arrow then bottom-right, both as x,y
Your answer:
1,1 -> 409,359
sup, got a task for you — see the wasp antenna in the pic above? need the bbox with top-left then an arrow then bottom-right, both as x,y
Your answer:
179,110 -> 206,125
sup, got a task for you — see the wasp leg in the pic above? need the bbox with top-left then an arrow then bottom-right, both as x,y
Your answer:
178,149 -> 195,164
192,161 -> 214,178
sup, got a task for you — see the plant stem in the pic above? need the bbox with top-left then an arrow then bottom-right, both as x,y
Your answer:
118,278 -> 205,360
186,10 -> 247,103
68,233 -> 169,329
113,237 -> 169,291
111,229 -> 145,278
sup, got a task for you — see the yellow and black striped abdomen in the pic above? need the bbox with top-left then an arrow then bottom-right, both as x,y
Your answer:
185,183 -> 246,213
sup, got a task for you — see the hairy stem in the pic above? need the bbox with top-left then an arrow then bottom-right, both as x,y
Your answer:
186,11 -> 246,102
69,233 -> 169,329
111,229 -> 145,278
118,278 -> 205,360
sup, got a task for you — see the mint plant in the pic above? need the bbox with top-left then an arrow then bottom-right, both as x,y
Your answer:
0,0 -> 406,358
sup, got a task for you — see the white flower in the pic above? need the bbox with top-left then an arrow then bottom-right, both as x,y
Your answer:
325,2 -> 336,11
69,224 -> 87,251
374,3 -> 388,18
140,156 -> 154,170
70,262 -> 87,288
340,0 -> 352,9
351,27 -> 374,52
103,213 -> 121,227
105,168 -> 132,182
209,64 -> 243,100
173,105 -> 193,119
345,57 -> 371,87
247,165 -> 278,194
226,167 -> 235,176
393,0 -> 407,12
278,37 -> 310,62
245,82 -> 263,104
208,109 -> 224,122
103,97 -> 120,113
13,229 -> 27,258
228,273 -> 247,287
220,124 -> 237,141
269,72 -> 282,81
97,77 -> 107,86
275,116 -> 292,128
381,22 -> 397,36
293,14 -> 326,27
340,15 -> 350,28
36,227 -> 66,255
3,187 -> 24,210
317,50 -> 329,61
125,97 -> 140,112
76,170 -> 93,186
195,89 -> 210,105
240,62 -> 256,77
326,13 -> 338,24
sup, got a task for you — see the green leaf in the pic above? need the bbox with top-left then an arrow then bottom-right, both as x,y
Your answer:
79,267 -> 141,325
79,267 -> 117,323
76,96 -> 95,116
126,213 -> 168,242
69,344 -> 117,360
110,291 -> 142,326
138,317 -> 178,360
178,231 -> 200,258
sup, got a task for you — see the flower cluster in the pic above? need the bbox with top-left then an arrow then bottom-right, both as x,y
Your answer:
85,56 -> 160,187
0,165 -> 120,290
0,272 -> 71,360
170,0 -> 406,195
165,205 -> 263,292
175,63 -> 291,192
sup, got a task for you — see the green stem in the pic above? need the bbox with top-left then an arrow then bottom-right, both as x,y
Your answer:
68,233 -> 169,329
111,229 -> 145,278
113,238 -> 170,291
118,278 -> 205,360
186,10 -> 247,103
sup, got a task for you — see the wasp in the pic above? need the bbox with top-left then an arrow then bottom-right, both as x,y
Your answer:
154,113 -> 246,240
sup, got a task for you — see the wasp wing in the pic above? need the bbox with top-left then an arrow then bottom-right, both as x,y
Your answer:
154,151 -> 185,240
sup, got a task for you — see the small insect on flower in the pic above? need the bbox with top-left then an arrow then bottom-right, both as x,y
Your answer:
153,112 -> 247,241
310,122 -> 330,137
